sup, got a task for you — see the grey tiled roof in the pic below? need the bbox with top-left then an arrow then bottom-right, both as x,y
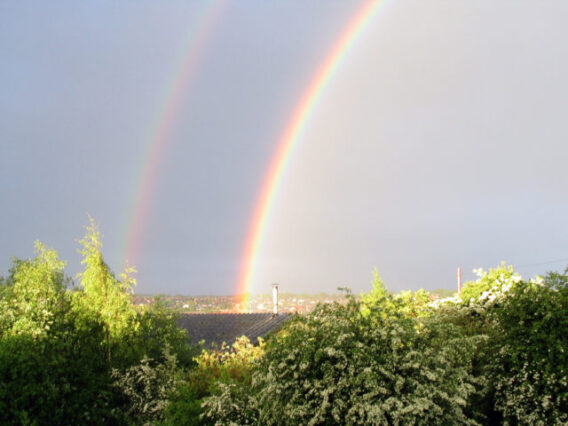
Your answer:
177,313 -> 292,348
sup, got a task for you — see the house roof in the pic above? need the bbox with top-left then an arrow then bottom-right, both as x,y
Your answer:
177,313 -> 292,348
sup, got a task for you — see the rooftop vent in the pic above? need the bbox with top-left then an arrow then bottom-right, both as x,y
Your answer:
272,283 -> 279,315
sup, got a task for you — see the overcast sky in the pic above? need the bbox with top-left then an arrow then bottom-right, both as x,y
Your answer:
2,1 -> 568,296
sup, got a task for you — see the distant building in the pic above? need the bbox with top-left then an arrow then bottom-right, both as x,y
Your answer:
177,313 -> 292,348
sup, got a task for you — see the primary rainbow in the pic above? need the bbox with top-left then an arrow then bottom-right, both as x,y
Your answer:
121,0 -> 225,269
237,0 -> 386,303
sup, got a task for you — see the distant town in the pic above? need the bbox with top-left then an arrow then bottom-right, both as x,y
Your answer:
132,292 -> 349,313
131,289 -> 455,313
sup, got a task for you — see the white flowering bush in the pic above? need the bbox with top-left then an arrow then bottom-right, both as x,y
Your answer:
166,336 -> 263,425
111,347 -> 182,424
459,263 -> 522,307
434,265 -> 568,424
201,289 -> 482,425
199,267 -> 568,425
487,273 -> 568,425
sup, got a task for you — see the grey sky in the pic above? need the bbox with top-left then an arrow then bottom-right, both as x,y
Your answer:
2,1 -> 568,295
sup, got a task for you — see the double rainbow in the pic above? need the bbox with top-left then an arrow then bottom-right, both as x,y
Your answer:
121,1 -> 226,268
120,0 -> 386,301
237,0 -> 386,302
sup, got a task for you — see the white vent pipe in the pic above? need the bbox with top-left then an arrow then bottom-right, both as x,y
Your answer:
272,283 -> 279,315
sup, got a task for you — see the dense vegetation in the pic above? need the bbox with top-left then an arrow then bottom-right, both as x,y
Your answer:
0,219 -> 195,425
1,220 -> 567,424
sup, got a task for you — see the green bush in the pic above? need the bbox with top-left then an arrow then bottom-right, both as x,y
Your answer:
437,266 -> 568,424
134,298 -> 196,368
0,222 -> 197,425
460,263 -> 521,305
112,347 -> 183,425
0,242 -> 117,425
4,225 -> 568,425
257,299 -> 480,425
162,381 -> 205,426
488,275 -> 568,424
199,283 -> 483,425
167,336 -> 263,425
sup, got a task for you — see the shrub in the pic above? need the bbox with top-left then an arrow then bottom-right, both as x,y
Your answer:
488,276 -> 568,424
203,293 -> 482,425
436,265 -> 568,424
0,223 -> 197,425
460,263 -> 521,305
0,242 -> 115,425
135,298 -> 196,368
112,347 -> 183,425
166,336 -> 263,425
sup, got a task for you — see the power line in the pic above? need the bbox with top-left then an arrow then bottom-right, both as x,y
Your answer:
516,258 -> 568,268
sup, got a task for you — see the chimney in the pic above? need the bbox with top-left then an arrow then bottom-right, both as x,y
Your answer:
272,283 -> 279,315
457,267 -> 462,293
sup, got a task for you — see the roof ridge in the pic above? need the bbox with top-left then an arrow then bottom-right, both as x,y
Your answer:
241,314 -> 290,337
177,312 -> 292,349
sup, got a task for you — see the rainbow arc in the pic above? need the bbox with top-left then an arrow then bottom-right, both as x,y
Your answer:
122,1 -> 225,269
237,0 -> 386,303
119,0 -> 387,304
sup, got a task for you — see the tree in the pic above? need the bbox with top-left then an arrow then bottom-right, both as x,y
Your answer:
360,268 -> 395,317
488,275 -> 568,424
0,241 -> 68,338
248,297 -> 479,424
460,262 -> 521,305
135,296 -> 195,367
73,216 -> 138,364
0,241 -> 112,425
201,287 -> 481,425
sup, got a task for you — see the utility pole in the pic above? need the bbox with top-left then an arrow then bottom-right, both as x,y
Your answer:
272,283 -> 279,315
457,267 -> 462,293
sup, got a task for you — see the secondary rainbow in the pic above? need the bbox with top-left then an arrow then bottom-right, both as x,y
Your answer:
121,0 -> 225,269
237,0 -> 386,301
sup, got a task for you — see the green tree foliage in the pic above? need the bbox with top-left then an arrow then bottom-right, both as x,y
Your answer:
0,241 -> 68,337
166,336 -> 263,425
360,268 -> 391,316
488,273 -> 568,424
135,297 -> 195,368
543,266 -> 568,289
0,219 -> 197,425
202,294 -> 481,425
0,242 -> 112,425
3,222 -> 568,426
460,262 -> 521,305
73,217 -> 139,364
360,269 -> 432,319
393,288 -> 432,319
112,347 -> 183,425
199,266 -> 568,425
436,265 -> 568,424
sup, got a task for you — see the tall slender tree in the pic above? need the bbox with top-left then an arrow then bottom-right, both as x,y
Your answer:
74,216 -> 138,362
